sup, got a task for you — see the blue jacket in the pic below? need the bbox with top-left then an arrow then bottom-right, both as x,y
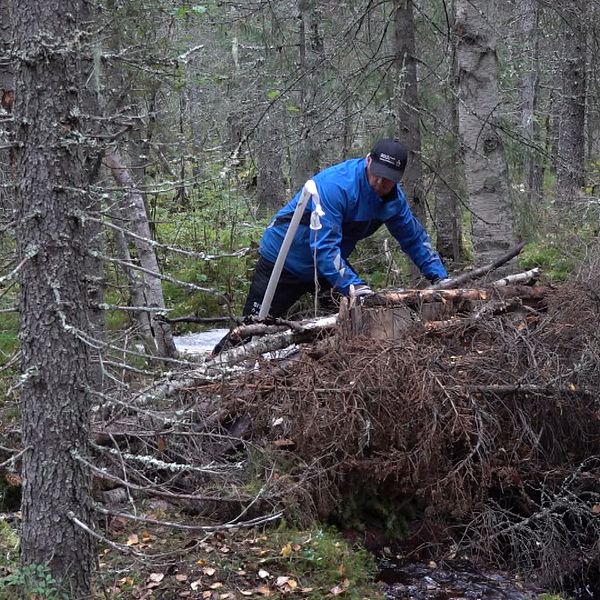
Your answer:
259,158 -> 447,295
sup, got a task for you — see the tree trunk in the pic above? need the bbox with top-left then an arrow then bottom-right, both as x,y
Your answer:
0,1 -> 15,214
291,0 -> 323,190
455,0 -> 517,267
105,147 -> 178,358
256,113 -> 286,216
517,0 -> 543,207
394,0 -> 424,224
556,2 -> 587,201
13,0 -> 95,594
434,28 -> 464,263
255,18 -> 286,217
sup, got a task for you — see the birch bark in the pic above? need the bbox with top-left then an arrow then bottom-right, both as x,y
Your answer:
105,147 -> 177,358
455,0 -> 517,266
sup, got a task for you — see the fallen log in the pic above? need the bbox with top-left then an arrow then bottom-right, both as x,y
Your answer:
368,285 -> 550,306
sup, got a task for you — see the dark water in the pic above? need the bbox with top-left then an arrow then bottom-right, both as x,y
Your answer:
379,560 -> 545,600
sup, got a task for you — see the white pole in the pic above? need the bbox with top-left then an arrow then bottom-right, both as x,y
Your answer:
257,179 -> 317,320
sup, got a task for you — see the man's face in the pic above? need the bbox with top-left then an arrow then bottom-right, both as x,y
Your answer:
366,156 -> 397,197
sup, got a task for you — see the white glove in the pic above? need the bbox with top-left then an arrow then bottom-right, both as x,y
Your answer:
352,284 -> 375,297
431,277 -> 452,288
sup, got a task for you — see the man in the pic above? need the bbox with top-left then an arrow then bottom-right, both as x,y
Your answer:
213,138 -> 448,354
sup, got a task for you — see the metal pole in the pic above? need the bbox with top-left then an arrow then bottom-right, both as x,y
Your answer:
257,179 -> 317,320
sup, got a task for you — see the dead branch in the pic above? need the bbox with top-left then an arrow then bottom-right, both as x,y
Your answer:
490,267 -> 541,287
94,505 -> 283,531
432,241 -> 527,289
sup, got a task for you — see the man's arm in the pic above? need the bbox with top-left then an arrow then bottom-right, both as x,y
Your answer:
385,189 -> 448,282
309,189 -> 365,296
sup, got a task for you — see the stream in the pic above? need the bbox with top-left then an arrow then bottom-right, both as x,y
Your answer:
378,559 -> 547,600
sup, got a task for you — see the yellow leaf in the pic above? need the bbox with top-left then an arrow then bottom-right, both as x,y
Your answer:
280,543 -> 293,558
287,579 -> 298,589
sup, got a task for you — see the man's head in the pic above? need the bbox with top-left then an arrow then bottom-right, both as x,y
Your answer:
368,138 -> 407,182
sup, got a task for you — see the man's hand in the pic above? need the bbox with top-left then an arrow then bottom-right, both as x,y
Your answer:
352,284 -> 375,297
430,277 -> 452,288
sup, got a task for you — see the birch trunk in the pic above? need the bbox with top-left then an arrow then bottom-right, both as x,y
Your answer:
455,0 -> 517,267
105,147 -> 177,358
14,0 -> 95,593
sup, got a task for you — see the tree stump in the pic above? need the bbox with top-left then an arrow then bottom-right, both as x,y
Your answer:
338,297 -> 420,340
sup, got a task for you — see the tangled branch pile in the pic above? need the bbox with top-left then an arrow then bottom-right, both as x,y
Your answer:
207,276 -> 600,589
83,269 -> 600,593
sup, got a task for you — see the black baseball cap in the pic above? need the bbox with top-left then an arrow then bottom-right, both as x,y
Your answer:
369,138 -> 407,182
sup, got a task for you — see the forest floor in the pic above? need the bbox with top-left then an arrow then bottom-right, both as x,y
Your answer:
91,512 -> 549,600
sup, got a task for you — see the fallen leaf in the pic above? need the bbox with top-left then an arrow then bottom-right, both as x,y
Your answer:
202,592 -> 212,599
592,504 -> 600,513
178,592 -> 191,598
126,533 -> 139,546
148,573 -> 164,583
275,576 -> 290,587
220,545 -> 231,554
175,573 -> 188,582
287,579 -> 298,589
209,581 -> 223,589
330,585 -> 345,596
280,543 -> 293,558
219,594 -> 232,599
240,591 -> 254,597
258,569 -> 270,579
257,585 -> 272,596
203,567 -> 216,576
190,579 -> 203,591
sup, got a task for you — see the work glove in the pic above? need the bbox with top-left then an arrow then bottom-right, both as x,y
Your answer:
351,284 -> 375,298
430,277 -> 452,288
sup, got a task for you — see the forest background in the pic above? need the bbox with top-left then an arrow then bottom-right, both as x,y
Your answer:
0,0 -> 599,599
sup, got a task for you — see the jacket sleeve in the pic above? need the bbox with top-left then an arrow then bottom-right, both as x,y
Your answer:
385,188 -> 448,282
309,190 -> 365,296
